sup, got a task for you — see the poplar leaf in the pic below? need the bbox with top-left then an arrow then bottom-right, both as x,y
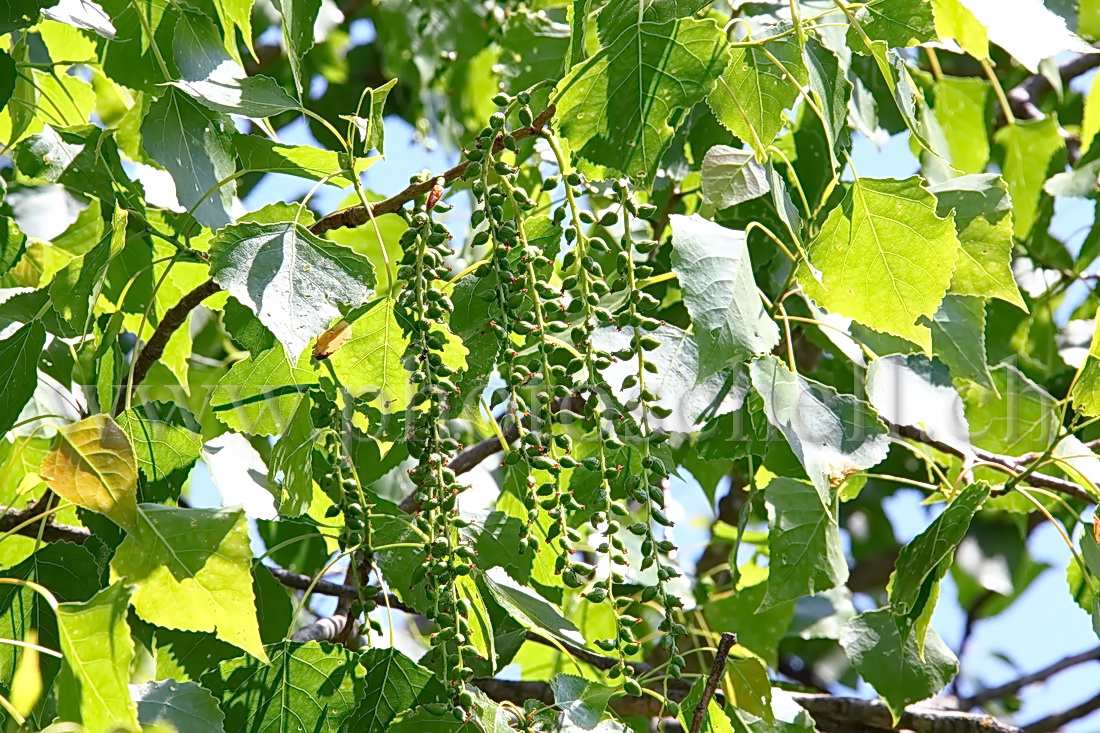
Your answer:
41,414 -> 138,532
708,25 -> 807,160
799,177 -> 960,351
554,16 -> 727,182
56,584 -> 140,733
751,355 -> 890,506
111,505 -> 268,661
669,214 -> 780,377
210,221 -> 376,359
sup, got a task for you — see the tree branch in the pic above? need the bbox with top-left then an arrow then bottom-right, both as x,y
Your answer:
0,505 -> 90,544
959,644 -> 1100,708
690,632 -> 737,733
1023,689 -> 1100,733
789,692 -> 1022,733
887,422 -> 1095,503
115,278 -> 223,414
309,105 -> 556,236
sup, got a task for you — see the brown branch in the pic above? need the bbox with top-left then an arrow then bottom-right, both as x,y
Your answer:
960,644 -> 1100,708
115,278 -> 222,414
888,422 -> 1095,503
998,43 -> 1100,164
310,105 -> 557,236
119,106 -> 557,404
1023,689 -> 1100,733
789,692 -> 1022,733
690,631 -> 737,733
0,506 -> 91,544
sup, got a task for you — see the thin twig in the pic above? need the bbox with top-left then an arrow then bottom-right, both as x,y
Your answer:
888,422 -> 1094,503
690,631 -> 737,733
310,105 -> 556,235
1023,689 -> 1100,733
960,644 -> 1100,708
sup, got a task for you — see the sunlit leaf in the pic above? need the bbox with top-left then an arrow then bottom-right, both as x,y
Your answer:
670,214 -> 780,378
111,505 -> 267,661
555,15 -> 727,181
210,221 -> 376,359
751,355 -> 889,507
132,679 -> 225,733
55,583 -> 140,733
799,176 -> 960,351
204,640 -> 366,732
41,413 -> 138,532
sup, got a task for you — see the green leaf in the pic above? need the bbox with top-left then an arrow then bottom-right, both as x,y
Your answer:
554,16 -> 727,182
210,221 -> 377,359
0,0 -> 53,32
962,364 -> 1057,459
929,295 -> 992,386
49,204 -> 127,330
15,125 -> 84,180
142,88 -> 237,231
110,504 -> 267,661
678,676 -> 735,733
212,346 -> 316,435
499,10 -> 571,92
700,146 -> 770,210
592,324 -> 749,432
204,640 -> 366,732
95,0 -> 179,93
347,648 -> 432,733
708,25 -> 808,160
479,573 -> 588,650
993,117 -> 1065,239
235,134 -> 374,187
889,482 -> 991,616
726,656 -> 773,722
704,575 -> 795,668
761,477 -> 847,609
0,49 -> 13,114
550,673 -> 615,729
866,354 -> 970,452
116,401 -> 203,482
931,0 -> 988,59
670,215 -> 780,377
0,543 -> 101,726
327,297 -> 411,410
750,355 -> 889,507
55,583 -> 140,733
268,396 -> 317,515
0,214 -> 27,276
274,0 -> 322,97
342,79 -> 397,156
170,9 -> 300,118
41,413 -> 139,532
848,0 -> 936,49
133,679 -> 225,733
840,608 -> 958,724
930,174 -> 1025,308
0,320 -> 45,435
1072,306 -> 1100,418
799,176 -> 960,351
932,77 -> 991,175
804,36 -> 851,164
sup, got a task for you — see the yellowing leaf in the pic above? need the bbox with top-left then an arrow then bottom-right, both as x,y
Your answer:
41,414 -> 138,532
